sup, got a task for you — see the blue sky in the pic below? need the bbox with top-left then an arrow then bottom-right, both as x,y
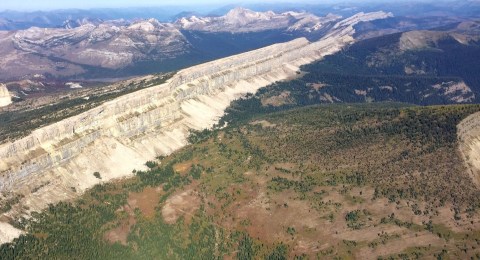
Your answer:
0,0 -> 461,12
0,0 -> 318,11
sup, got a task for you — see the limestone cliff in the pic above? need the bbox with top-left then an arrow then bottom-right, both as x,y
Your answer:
0,11 -> 392,244
458,112 -> 480,186
0,84 -> 11,107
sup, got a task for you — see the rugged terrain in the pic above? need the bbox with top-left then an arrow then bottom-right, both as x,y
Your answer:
268,20 -> 480,107
0,19 -> 190,80
0,11 -> 392,244
2,4 -> 480,259
0,8 -> 351,81
2,103 -> 480,259
0,5 -> 473,86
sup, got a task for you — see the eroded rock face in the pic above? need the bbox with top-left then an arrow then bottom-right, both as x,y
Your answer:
0,11 -> 391,244
458,113 -> 480,186
0,84 -> 11,107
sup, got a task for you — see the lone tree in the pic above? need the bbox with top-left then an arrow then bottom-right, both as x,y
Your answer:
93,172 -> 102,179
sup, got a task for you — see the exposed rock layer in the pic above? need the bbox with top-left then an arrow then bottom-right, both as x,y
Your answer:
0,11 -> 392,244
0,84 -> 11,107
458,112 -> 480,186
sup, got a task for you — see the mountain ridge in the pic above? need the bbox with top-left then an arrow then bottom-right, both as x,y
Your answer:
0,11 -> 391,244
0,8 -> 351,81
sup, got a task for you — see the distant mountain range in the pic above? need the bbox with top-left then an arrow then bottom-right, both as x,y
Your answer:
175,7 -> 341,33
0,3 -> 478,83
0,8 -> 386,81
0,1 -> 479,31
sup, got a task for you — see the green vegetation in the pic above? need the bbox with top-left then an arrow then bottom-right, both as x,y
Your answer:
3,28 -> 480,259
2,102 -> 480,259
3,36 -> 480,257
93,172 -> 102,179
339,32 -> 480,88
0,73 -> 173,144
215,31 -> 480,124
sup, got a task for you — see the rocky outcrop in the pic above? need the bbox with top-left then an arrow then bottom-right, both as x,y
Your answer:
0,84 -> 11,107
0,11 -> 391,244
458,112 -> 480,187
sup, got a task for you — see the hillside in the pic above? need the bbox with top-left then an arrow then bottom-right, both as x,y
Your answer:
1,103 -> 480,259
1,9 -> 389,242
1,3 -> 480,259
270,21 -> 480,106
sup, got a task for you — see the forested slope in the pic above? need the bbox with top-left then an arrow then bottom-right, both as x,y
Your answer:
2,103 -> 480,259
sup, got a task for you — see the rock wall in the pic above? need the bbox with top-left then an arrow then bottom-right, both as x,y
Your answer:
0,37 -> 337,194
458,112 -> 480,186
0,84 -> 11,107
0,11 -> 392,244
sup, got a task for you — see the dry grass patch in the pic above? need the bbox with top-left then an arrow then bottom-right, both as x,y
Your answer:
162,187 -> 201,224
127,186 -> 163,219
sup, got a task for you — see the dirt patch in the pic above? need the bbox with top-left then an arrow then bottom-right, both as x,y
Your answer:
356,231 -> 445,259
174,162 -> 192,174
432,203 -> 480,233
261,91 -> 294,107
432,81 -> 474,103
320,93 -> 341,103
128,186 -> 163,219
229,183 -> 327,256
250,120 -> 277,128
162,188 -> 201,224
104,186 -> 163,245
238,190 -> 312,240
173,159 -> 199,174
104,204 -> 136,246
307,82 -> 329,91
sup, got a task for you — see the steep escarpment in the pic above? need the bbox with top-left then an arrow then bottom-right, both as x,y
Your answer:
458,111 -> 480,186
0,84 -> 11,107
0,11 -> 391,244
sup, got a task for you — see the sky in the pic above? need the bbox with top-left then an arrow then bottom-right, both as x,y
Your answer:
0,0 -> 316,11
0,0 -> 463,12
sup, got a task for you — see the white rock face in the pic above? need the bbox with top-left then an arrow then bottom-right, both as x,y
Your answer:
458,113 -> 480,187
287,13 -> 341,32
0,84 -> 11,107
0,11 -> 391,244
0,223 -> 23,244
